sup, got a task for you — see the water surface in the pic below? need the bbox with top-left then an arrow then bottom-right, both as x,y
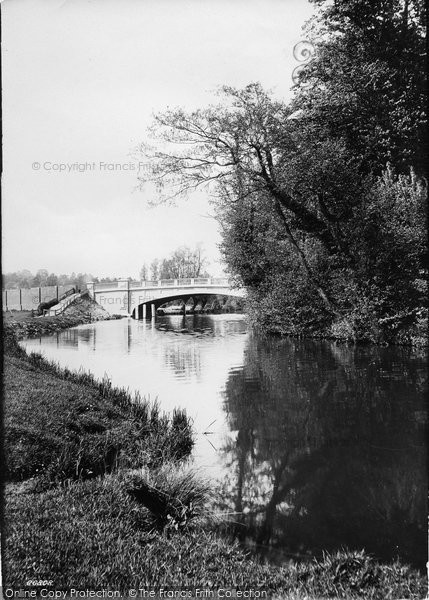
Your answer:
21,315 -> 428,568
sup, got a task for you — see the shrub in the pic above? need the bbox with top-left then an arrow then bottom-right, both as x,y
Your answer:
125,464 -> 212,531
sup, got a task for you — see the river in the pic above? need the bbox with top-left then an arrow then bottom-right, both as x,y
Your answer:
21,314 -> 428,569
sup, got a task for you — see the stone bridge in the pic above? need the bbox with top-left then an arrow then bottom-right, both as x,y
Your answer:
87,278 -> 245,318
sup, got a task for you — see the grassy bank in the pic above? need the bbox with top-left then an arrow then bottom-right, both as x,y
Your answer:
2,316 -> 426,599
4,333 -> 192,485
3,296 -> 119,339
6,473 -> 276,591
4,473 -> 425,599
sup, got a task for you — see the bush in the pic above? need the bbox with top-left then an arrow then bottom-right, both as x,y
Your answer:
126,464 -> 212,531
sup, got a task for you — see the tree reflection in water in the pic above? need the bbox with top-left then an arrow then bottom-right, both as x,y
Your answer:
217,335 -> 427,568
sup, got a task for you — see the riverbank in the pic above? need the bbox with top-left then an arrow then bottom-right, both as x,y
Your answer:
3,295 -> 121,340
6,471 -> 425,598
4,334 -> 193,484
2,316 -> 426,598
250,302 -> 428,348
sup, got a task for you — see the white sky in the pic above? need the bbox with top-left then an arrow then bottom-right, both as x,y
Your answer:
2,0 -> 313,279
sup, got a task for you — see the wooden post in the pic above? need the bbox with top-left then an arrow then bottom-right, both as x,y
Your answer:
143,304 -> 147,319
151,303 -> 155,319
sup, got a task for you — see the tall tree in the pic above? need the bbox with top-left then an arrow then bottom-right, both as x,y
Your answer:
46,273 -> 58,286
293,0 -> 427,175
150,259 -> 160,281
139,263 -> 148,281
139,0 -> 427,341
36,269 -> 49,286
140,84 -> 361,312
157,245 -> 209,279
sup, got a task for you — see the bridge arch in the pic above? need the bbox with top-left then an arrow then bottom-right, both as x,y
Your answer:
132,291 -> 243,319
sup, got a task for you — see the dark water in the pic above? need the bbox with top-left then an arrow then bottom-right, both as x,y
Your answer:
21,315 -> 428,568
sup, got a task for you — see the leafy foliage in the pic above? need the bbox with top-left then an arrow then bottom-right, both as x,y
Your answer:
140,244 -> 210,282
295,0 -> 427,175
140,0 -> 427,343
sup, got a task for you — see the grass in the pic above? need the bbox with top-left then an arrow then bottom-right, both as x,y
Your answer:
3,309 -> 35,322
4,333 -> 193,485
4,474 -> 426,598
125,463 -> 213,531
3,297 -> 113,339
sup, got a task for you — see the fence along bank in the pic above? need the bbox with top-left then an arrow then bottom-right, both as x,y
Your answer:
2,284 -> 80,312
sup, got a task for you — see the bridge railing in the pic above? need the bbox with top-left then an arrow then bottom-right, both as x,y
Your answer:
93,278 -> 232,291
94,282 -> 119,291
47,291 -> 85,316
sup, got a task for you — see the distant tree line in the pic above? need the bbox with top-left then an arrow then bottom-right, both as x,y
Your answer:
3,245 -> 210,291
2,270 -> 96,290
139,244 -> 210,281
141,0 -> 427,344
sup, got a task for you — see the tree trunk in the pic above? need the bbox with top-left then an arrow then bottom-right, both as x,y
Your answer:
274,200 -> 341,316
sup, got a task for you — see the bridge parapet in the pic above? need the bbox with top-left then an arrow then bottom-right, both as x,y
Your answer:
92,278 -> 231,292
93,282 -> 119,291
